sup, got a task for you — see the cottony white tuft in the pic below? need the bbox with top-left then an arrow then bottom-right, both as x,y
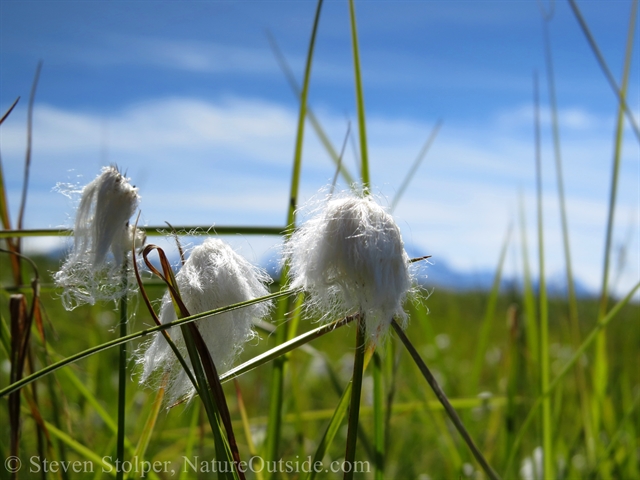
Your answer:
285,191 -> 413,345
139,238 -> 272,405
54,165 -> 143,309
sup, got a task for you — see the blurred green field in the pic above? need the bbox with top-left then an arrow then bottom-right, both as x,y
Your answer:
1,253 -> 638,479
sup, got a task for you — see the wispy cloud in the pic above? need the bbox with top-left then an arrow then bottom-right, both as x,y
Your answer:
2,96 -> 637,296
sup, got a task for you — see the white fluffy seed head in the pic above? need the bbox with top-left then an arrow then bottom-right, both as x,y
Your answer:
54,165 -> 142,309
139,238 -> 272,406
285,192 -> 413,346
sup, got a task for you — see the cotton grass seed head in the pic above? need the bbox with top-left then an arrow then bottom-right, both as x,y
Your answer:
285,191 -> 413,346
139,238 -> 272,405
54,165 -> 143,309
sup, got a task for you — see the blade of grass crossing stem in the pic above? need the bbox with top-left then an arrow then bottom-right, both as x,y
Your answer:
502,280 -> 640,477
348,0 -> 370,189
533,71 -> 553,480
344,314 -> 366,480
391,320 -> 501,480
116,265 -> 129,480
470,224 -> 512,393
0,289 -> 293,399
267,2 -> 323,475
542,17 -> 597,466
593,4 -> 637,471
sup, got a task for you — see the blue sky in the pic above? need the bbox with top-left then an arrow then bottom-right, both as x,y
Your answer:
1,0 -> 638,297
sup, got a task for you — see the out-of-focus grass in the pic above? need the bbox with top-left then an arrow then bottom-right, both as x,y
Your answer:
1,256 -> 638,478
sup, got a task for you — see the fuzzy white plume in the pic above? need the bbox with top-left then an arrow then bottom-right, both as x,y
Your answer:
139,238 -> 272,406
285,191 -> 413,345
54,165 -> 143,309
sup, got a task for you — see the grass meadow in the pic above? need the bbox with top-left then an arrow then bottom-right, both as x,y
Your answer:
1,1 -> 639,479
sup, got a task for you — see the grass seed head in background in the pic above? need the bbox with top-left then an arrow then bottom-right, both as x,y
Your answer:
54,165 -> 144,309
285,190 -> 413,346
139,238 -> 272,406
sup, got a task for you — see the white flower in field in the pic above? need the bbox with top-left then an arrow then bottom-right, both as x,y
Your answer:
54,165 -> 143,309
520,446 -> 543,480
285,191 -> 413,345
140,238 -> 272,405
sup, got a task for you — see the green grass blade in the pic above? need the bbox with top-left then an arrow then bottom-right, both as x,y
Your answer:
541,16 -> 598,467
124,384 -> 165,480
179,402 -> 201,480
115,268 -> 128,480
0,289 -> 292,399
502,280 -> 640,476
348,0 -> 370,189
266,2 -> 324,474
592,5 -> 637,476
266,31 -> 356,187
372,352 -> 384,480
391,320 -> 501,480
567,0 -> 640,142
343,314 -> 366,480
470,223 -> 512,392
390,120 -> 443,212
533,71 -> 553,480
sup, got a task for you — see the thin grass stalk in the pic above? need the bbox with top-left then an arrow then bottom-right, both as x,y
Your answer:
502,280 -> 640,476
303,349 -> 373,480
593,2 -> 637,455
372,352 -> 384,480
348,0 -> 370,189
0,289 -> 292,399
124,382 -> 165,480
147,245 -> 243,479
115,264 -> 128,480
541,15 -> 597,466
18,62 -> 41,233
567,0 -> 640,142
470,224 -> 512,392
266,31 -> 356,187
0,225 -> 285,239
390,120 -> 443,212
178,403 -> 201,480
533,71 -> 553,480
518,192 -> 539,378
343,314 -> 366,480
266,2 -> 323,474
391,320 -> 501,480
181,324 -> 237,480
0,96 -> 20,125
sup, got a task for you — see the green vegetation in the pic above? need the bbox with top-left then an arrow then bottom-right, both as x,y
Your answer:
1,1 -> 639,479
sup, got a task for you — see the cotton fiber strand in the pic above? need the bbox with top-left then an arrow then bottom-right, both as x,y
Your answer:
139,238 -> 272,405
286,192 -> 413,345
54,165 -> 143,309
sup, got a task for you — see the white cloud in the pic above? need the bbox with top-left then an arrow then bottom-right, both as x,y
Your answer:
1,97 -> 637,297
